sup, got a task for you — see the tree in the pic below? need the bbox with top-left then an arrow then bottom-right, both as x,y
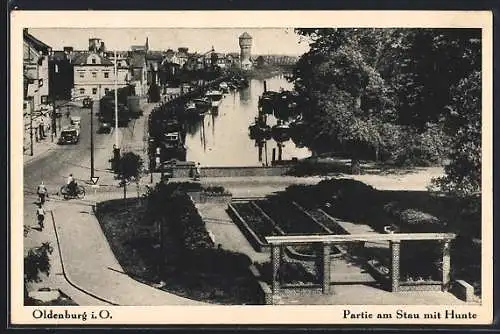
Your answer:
292,29 -> 397,172
24,242 -> 54,304
431,70 -> 481,197
117,151 -> 144,199
292,28 -> 480,172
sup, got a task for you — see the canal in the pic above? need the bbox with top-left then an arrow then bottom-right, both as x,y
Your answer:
184,75 -> 312,167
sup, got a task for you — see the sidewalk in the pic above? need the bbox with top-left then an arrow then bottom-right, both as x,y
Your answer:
23,137 -> 58,166
50,195 -> 205,305
23,193 -> 112,306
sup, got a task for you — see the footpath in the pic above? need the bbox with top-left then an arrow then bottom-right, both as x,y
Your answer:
49,196 -> 203,305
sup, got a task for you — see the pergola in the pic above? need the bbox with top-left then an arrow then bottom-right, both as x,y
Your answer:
265,233 -> 456,294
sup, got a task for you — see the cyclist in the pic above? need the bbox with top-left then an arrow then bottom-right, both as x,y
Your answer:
36,204 -> 45,229
67,174 -> 77,197
37,181 -> 48,204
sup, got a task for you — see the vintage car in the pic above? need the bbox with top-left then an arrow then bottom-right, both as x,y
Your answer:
98,121 -> 112,134
58,127 -> 80,145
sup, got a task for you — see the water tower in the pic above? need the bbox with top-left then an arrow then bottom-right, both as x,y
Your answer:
239,32 -> 253,70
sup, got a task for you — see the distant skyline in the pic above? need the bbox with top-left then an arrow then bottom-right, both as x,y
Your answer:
28,28 -> 311,55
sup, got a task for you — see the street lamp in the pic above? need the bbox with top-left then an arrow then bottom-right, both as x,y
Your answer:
114,50 -> 119,149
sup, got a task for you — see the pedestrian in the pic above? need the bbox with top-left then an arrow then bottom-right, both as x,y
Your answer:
37,180 -> 48,205
36,204 -> 45,230
39,119 -> 45,138
194,162 -> 201,181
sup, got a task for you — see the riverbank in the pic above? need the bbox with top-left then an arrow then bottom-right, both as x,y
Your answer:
227,65 -> 293,81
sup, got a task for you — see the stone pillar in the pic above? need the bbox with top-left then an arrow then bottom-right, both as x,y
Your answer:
322,243 -> 331,294
442,240 -> 451,291
271,244 -> 281,294
390,241 -> 400,292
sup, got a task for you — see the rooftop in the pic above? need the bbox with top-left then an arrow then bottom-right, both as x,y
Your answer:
24,29 -> 51,53
239,32 -> 252,39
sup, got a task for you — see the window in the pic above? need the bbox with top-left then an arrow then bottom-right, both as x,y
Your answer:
79,72 -> 84,78
92,72 -> 97,78
92,88 -> 98,95
104,72 -> 109,78
91,58 -> 96,64
79,88 -> 85,95
104,88 -> 109,94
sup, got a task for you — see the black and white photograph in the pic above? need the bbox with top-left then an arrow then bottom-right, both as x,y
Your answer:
11,11 -> 492,325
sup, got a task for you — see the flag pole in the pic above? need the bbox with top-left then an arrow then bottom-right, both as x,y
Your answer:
114,49 -> 119,148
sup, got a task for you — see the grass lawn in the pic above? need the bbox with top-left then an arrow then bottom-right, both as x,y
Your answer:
96,197 -> 261,305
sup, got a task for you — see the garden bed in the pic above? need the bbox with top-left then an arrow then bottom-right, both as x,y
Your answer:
228,202 -> 278,252
254,197 -> 327,235
96,190 -> 261,304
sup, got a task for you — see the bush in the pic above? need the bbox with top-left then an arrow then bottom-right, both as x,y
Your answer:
202,185 -> 230,195
383,202 -> 445,233
392,125 -> 451,167
168,194 -> 214,251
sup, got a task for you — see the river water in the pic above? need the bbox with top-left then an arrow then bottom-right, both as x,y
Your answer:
184,75 -> 312,167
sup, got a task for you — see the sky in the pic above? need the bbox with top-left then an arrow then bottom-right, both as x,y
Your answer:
28,28 -> 311,56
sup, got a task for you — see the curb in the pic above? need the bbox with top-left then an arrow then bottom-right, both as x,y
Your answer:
50,210 -> 119,306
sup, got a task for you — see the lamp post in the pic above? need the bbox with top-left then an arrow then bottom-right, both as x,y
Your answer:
29,97 -> 34,156
90,93 -> 97,179
51,63 -> 59,143
114,50 -> 119,149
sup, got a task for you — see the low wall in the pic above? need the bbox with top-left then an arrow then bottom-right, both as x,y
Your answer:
171,166 -> 292,178
188,191 -> 233,205
227,203 -> 270,253
248,264 -> 273,305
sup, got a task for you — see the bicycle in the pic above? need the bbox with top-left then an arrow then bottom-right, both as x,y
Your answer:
59,184 -> 86,199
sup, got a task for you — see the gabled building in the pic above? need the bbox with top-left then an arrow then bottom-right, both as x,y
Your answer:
128,52 -> 147,96
146,51 -> 164,85
23,29 -> 52,113
72,51 -> 129,100
128,38 -> 149,96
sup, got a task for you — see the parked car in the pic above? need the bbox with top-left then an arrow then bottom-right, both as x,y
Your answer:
58,127 -> 80,145
98,121 -> 112,134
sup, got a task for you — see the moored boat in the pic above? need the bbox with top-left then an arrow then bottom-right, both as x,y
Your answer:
271,121 -> 291,142
205,89 -> 223,108
193,98 -> 211,113
219,82 -> 229,93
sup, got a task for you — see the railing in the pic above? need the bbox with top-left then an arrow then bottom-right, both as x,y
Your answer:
264,233 -> 456,295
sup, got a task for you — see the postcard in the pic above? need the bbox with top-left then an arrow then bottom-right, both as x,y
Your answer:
11,10 -> 493,325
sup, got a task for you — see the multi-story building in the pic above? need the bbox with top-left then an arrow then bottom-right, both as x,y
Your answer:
72,51 -> 129,101
146,51 -> 164,86
48,50 -> 74,100
23,29 -> 52,113
177,47 -> 189,68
